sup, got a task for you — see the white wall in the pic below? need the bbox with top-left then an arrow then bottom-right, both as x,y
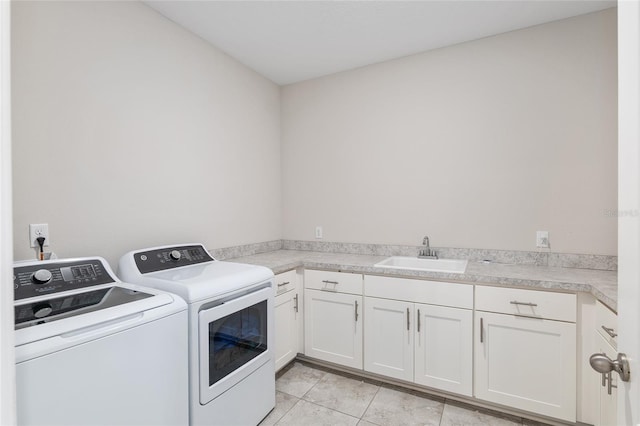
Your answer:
282,9 -> 617,255
12,1 -> 282,266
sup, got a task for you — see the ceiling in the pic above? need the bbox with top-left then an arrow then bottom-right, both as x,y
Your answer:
145,0 -> 616,85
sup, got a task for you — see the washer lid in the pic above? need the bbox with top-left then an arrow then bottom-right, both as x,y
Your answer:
139,260 -> 274,302
14,286 -> 155,330
13,287 -> 184,348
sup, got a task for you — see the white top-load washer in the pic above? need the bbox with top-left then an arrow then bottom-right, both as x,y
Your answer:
13,257 -> 189,426
118,244 -> 275,426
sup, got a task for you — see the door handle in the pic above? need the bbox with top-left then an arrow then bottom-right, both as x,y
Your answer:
417,309 -> 421,333
294,293 -> 299,313
480,317 -> 484,343
354,300 -> 359,322
590,352 -> 631,383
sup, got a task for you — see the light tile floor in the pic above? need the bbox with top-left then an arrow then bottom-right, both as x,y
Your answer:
260,362 -> 550,426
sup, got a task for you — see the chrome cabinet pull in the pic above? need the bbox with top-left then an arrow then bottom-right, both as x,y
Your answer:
602,326 -> 618,338
355,301 -> 359,322
322,280 -> 339,285
406,308 -> 410,331
294,293 -> 299,313
597,370 -> 617,395
277,281 -> 290,287
480,317 -> 484,343
607,372 -> 617,395
510,301 -> 538,307
417,309 -> 421,333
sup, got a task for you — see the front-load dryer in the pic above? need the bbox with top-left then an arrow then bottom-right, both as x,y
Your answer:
118,243 -> 275,426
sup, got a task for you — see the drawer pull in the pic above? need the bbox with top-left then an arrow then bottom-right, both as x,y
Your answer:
322,280 -> 339,285
602,326 -> 618,338
406,308 -> 410,331
510,301 -> 538,307
277,281 -> 290,287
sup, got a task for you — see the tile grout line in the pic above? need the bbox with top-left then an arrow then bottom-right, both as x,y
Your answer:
298,371 -> 364,421
300,370 -> 327,400
303,372 -> 383,421
273,363 -> 328,425
359,385 -> 383,426
271,395 -> 302,426
300,399 -> 361,424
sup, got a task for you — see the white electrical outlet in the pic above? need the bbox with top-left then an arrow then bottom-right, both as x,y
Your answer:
536,231 -> 549,248
315,226 -> 323,239
29,223 -> 50,247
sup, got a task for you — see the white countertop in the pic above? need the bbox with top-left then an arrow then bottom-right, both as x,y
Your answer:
228,249 -> 618,311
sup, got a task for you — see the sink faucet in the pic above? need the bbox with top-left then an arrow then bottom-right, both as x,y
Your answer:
418,236 -> 438,259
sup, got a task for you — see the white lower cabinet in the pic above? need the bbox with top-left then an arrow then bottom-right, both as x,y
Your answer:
591,301 -> 618,426
474,287 -> 577,423
299,270 -> 582,423
363,276 -> 473,396
364,298 -> 414,381
274,270 -> 300,371
304,270 -> 363,369
592,331 -> 618,426
414,304 -> 472,396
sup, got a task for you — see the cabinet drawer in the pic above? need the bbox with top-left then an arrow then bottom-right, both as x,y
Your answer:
364,275 -> 472,309
596,301 -> 618,349
475,286 -> 576,322
274,270 -> 297,295
304,270 -> 363,295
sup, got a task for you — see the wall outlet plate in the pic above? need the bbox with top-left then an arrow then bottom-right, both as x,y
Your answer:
29,223 -> 50,247
536,230 -> 549,248
315,226 -> 323,239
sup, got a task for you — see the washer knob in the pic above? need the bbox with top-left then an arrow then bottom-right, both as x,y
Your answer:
169,250 -> 182,261
33,303 -> 53,319
31,269 -> 53,285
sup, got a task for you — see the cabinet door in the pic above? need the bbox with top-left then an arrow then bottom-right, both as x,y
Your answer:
475,312 -> 576,422
593,331 -> 618,426
304,289 -> 363,369
414,304 -> 472,396
274,290 -> 299,371
364,297 -> 413,381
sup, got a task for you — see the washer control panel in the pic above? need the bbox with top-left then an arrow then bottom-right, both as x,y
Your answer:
14,259 -> 115,301
134,244 -> 214,274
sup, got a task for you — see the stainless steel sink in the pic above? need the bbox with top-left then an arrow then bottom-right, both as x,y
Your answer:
374,256 -> 468,274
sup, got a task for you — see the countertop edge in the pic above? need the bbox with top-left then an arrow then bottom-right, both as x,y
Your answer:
228,251 -> 617,312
